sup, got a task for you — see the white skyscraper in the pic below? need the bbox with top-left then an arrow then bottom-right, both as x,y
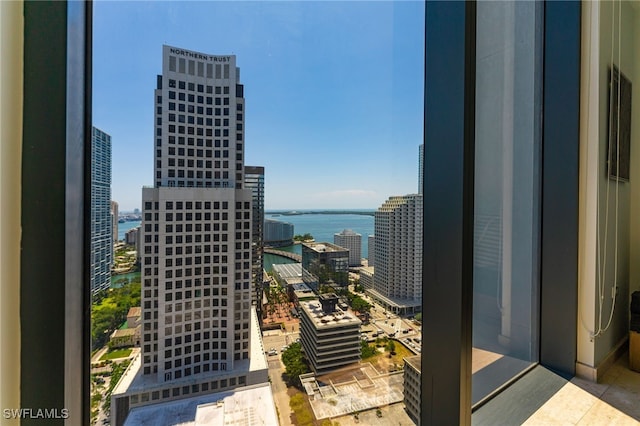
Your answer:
372,193 -> 423,314
112,46 -> 267,423
334,229 -> 362,267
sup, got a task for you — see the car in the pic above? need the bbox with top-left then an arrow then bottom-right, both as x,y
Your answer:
268,349 -> 277,356
281,346 -> 288,352
402,329 -> 409,334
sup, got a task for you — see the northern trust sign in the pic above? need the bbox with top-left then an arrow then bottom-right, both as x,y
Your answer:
168,47 -> 231,63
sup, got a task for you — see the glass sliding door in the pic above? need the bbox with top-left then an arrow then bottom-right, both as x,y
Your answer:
472,0 -> 543,406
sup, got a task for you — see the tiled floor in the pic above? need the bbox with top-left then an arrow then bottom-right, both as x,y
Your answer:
524,353 -> 640,425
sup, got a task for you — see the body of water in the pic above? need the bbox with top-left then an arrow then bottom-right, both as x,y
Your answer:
264,211 -> 374,270
117,220 -> 141,241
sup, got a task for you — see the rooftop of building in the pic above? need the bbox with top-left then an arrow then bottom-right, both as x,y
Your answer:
404,355 -> 421,372
127,307 -> 141,318
299,300 -> 361,329
301,363 -> 405,421
302,241 -> 348,253
272,263 -> 302,279
123,382 -> 278,426
360,266 -> 375,275
335,229 -> 361,236
111,328 -> 138,338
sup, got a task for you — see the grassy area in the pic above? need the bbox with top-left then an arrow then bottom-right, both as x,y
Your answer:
100,348 -> 132,361
289,390 -> 315,426
362,339 -> 414,372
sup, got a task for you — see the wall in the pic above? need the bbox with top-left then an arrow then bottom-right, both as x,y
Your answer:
0,0 -> 23,422
628,2 -> 640,315
578,0 -> 639,376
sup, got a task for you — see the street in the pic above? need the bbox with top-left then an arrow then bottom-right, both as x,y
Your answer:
262,330 -> 300,426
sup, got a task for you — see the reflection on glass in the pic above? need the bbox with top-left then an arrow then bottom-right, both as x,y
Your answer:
473,0 -> 542,406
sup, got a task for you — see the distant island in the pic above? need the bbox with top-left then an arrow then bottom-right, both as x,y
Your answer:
266,210 -> 375,217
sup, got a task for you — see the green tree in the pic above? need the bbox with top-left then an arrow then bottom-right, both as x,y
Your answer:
360,340 -> 377,358
414,312 -> 422,322
91,282 -> 141,350
386,340 -> 396,353
281,343 -> 309,386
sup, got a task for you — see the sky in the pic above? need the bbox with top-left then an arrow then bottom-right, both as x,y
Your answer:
93,1 -> 425,211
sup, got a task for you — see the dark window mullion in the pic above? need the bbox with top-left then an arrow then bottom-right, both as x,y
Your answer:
422,1 -> 476,425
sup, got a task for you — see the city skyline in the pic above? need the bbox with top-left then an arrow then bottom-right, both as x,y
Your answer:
93,1 -> 425,211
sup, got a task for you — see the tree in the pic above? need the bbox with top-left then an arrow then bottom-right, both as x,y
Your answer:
351,296 -> 371,314
281,343 -> 309,386
414,312 -> 422,322
91,282 -> 141,350
386,340 -> 396,354
360,340 -> 377,359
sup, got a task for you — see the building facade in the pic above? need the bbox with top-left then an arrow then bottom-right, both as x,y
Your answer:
244,166 -> 265,314
298,294 -> 361,374
301,242 -> 349,291
368,235 -> 375,267
403,355 -> 421,425
111,200 -> 119,242
264,218 -> 294,247
111,46 -> 268,425
371,194 -> 423,313
91,127 -> 113,294
359,266 -> 374,291
334,229 -> 362,267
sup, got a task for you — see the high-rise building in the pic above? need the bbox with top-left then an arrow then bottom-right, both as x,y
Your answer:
334,229 -> 362,267
368,234 -> 375,267
112,46 -> 268,424
418,143 -> 424,194
264,219 -> 294,247
244,165 -> 265,315
91,127 -> 112,294
111,200 -> 119,242
371,193 -> 423,314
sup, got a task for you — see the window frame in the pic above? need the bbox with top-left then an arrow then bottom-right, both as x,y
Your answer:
421,1 -> 581,424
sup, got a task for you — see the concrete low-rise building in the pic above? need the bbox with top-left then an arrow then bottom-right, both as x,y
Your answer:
299,294 -> 361,374
271,263 -> 303,287
403,355 -> 421,425
127,307 -> 141,329
110,328 -> 140,349
359,266 -> 374,291
123,382 -> 278,426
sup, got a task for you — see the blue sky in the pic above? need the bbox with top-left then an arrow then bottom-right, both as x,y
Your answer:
93,1 -> 424,211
